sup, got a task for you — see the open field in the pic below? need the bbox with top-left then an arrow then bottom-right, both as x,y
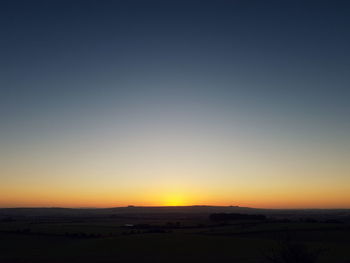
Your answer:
0,206 -> 350,263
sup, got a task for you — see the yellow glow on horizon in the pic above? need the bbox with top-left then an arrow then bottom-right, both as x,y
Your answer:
162,193 -> 187,206
1,178 -> 350,208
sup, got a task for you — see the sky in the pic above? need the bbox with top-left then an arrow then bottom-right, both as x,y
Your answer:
1,0 -> 350,208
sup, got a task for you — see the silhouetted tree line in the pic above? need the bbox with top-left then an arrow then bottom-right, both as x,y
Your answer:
122,222 -> 182,229
209,213 -> 266,221
0,217 -> 15,222
0,227 -> 103,239
3,228 -> 32,234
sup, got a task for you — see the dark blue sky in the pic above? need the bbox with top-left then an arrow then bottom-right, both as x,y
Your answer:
2,0 -> 350,120
1,0 -> 350,207
1,1 -> 349,143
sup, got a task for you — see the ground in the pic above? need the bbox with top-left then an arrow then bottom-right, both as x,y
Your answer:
0,208 -> 349,263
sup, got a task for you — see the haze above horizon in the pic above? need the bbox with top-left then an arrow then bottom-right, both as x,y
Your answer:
1,0 -> 350,209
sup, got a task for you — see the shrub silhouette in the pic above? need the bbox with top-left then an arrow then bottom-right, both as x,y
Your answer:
210,213 -> 266,221
264,237 -> 323,263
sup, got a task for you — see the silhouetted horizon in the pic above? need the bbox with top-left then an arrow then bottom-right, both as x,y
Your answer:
1,205 -> 350,210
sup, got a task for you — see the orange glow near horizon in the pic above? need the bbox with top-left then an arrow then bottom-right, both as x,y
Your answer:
2,0 -> 350,213
1,183 -> 350,209
161,192 -> 189,206
1,124 -> 350,209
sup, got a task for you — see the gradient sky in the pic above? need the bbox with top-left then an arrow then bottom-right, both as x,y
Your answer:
1,0 -> 350,208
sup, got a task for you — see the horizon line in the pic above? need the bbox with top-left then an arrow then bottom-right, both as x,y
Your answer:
1,205 -> 349,210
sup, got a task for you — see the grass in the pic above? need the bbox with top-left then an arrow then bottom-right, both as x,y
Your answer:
0,218 -> 349,263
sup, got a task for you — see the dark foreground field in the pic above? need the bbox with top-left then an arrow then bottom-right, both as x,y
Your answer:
0,206 -> 350,263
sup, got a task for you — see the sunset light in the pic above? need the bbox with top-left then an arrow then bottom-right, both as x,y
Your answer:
1,0 -> 349,210
2,1 -> 350,262
163,193 -> 187,206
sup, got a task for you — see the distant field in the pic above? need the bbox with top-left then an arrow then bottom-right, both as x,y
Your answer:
0,207 -> 350,263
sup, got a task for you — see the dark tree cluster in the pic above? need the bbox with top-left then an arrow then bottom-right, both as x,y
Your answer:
209,213 -> 266,221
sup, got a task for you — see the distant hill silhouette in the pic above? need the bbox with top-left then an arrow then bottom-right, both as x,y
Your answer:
0,206 -> 258,217
0,206 -> 349,218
